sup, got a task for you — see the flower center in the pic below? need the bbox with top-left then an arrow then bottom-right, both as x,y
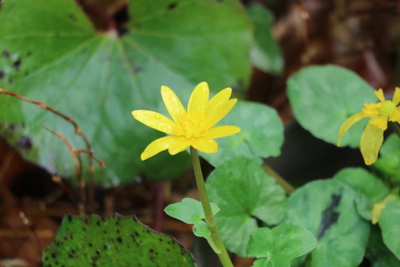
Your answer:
175,112 -> 209,139
379,101 -> 396,117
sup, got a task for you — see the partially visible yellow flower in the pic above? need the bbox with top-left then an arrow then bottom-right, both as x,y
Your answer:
132,82 -> 241,161
371,194 -> 397,224
338,87 -> 400,165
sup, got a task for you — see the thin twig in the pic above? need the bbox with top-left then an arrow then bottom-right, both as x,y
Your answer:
76,148 -> 106,168
0,88 -> 103,212
43,126 -> 86,215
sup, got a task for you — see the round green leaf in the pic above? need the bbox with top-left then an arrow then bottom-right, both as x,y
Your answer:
201,101 -> 284,167
287,65 -> 376,147
206,157 -> 287,256
285,179 -> 370,267
247,225 -> 316,267
380,200 -> 400,260
0,0 -> 252,185
334,167 -> 389,220
42,214 -> 195,266
247,6 -> 283,74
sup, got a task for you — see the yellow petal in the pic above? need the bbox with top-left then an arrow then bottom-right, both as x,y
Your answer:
192,138 -> 218,153
206,125 -> 241,139
206,99 -> 237,127
362,103 -> 380,117
369,116 -> 388,130
360,124 -> 384,165
132,110 -> 175,135
389,109 -> 400,123
206,88 -> 232,112
161,86 -> 186,122
392,87 -> 400,105
374,89 -> 386,103
187,82 -> 209,113
371,195 -> 397,224
140,136 -> 176,161
337,112 -> 366,146
167,137 -> 191,155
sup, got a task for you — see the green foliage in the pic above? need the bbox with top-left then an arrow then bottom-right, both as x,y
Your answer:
200,101 -> 284,167
374,134 -> 400,184
0,0 -> 252,185
247,224 -> 317,267
247,5 -> 283,74
379,200 -> 400,260
287,65 -> 376,147
366,225 -> 400,267
42,214 -> 195,267
334,167 -> 389,220
206,157 -> 287,256
285,179 -> 370,267
164,198 -> 220,239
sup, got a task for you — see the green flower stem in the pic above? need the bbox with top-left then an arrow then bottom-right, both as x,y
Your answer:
262,163 -> 295,194
190,147 -> 233,267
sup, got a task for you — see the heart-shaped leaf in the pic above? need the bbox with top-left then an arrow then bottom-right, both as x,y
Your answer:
206,157 -> 287,256
287,65 -> 376,147
200,101 -> 284,167
284,179 -> 370,267
0,0 -> 252,185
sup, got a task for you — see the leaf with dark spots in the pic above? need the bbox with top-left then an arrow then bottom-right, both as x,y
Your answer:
2,50 -> 9,58
12,59 -> 21,71
168,3 -> 178,10
17,135 -> 32,150
68,13 -> 77,22
134,66 -> 143,73
317,194 -> 341,239
0,0 -> 251,186
285,180 -> 370,267
42,214 -> 195,266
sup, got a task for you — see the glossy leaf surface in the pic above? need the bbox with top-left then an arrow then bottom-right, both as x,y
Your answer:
0,0 -> 252,185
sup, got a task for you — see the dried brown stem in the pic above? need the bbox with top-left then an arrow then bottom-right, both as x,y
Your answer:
0,88 -> 103,212
43,126 -> 86,216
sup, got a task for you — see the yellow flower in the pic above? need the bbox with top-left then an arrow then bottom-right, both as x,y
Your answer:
132,82 -> 241,161
338,87 -> 400,165
371,194 -> 397,224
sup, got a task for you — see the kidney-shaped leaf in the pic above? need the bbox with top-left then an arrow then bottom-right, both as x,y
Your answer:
287,65 -> 376,147
42,214 -> 195,266
201,101 -> 284,167
0,0 -> 252,185
206,157 -> 287,256
285,179 -> 370,267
